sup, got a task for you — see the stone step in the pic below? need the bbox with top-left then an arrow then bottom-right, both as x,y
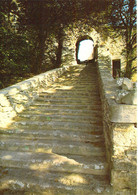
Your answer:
0,128 -> 104,142
38,93 -> 101,99
52,80 -> 98,84
75,83 -> 99,85
0,137 -> 105,156
16,113 -> 102,123
22,106 -> 102,117
61,82 -> 99,85
30,103 -> 102,110
35,95 -> 101,105
41,90 -> 101,97
36,98 -> 101,104
47,88 -> 98,93
55,80 -> 99,84
13,120 -> 103,131
63,79 -> 98,82
22,107 -> 103,117
1,125 -> 103,136
52,85 -> 99,89
44,82 -> 99,87
39,93 -> 101,99
0,167 -> 112,194
0,151 -> 108,175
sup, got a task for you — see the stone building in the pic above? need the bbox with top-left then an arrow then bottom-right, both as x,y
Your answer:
60,21 -> 136,81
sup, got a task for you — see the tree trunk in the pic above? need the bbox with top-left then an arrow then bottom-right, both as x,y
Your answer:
37,33 -> 46,73
124,30 -> 133,79
32,2 -> 46,74
124,0 -> 136,79
55,27 -> 64,68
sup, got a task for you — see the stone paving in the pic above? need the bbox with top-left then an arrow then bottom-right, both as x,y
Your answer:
0,64 -> 112,194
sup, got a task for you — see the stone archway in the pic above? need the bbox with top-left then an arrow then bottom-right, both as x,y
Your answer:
76,35 -> 94,64
61,24 -> 100,66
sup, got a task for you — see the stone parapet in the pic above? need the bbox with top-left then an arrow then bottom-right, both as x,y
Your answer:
97,59 -> 137,194
0,66 -> 69,128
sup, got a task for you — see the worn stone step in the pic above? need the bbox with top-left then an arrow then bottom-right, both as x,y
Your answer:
0,128 -> 104,142
38,94 -> 101,100
52,86 -> 99,90
75,83 -> 99,85
0,167 -> 112,194
62,80 -> 98,83
39,93 -> 101,99
30,103 -> 102,110
16,113 -> 102,123
0,151 -> 108,175
0,126 -> 103,137
52,81 -> 98,85
13,120 -> 103,131
46,82 -> 98,87
47,89 -> 98,93
36,98 -> 101,104
34,98 -> 102,105
41,91 -> 101,97
0,137 -> 105,156
22,107 -> 102,116
22,107 -> 103,117
63,82 -> 99,86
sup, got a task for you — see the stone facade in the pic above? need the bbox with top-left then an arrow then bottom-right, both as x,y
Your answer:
0,66 -> 69,128
61,23 -> 100,66
97,59 -> 137,194
61,22 -> 126,72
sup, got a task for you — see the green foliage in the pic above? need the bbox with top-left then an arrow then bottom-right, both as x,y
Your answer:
17,0 -> 111,73
2,0 -> 132,88
0,30 -> 30,72
0,1 -> 32,88
108,0 -> 137,79
0,36 -> 31,87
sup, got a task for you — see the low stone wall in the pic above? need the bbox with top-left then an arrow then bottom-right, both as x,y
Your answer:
0,66 -> 69,128
97,60 -> 137,194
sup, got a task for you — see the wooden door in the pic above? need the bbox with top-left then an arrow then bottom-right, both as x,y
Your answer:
112,59 -> 121,78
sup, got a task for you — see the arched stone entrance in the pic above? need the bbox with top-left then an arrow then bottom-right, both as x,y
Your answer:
61,23 -> 101,66
76,35 -> 94,64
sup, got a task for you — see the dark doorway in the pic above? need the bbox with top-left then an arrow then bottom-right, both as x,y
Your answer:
112,59 -> 121,78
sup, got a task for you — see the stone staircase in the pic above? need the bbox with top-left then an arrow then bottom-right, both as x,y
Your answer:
0,64 -> 112,194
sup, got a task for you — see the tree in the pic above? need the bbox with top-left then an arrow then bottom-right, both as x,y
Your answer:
17,0 -> 111,73
0,0 -> 116,83
0,0 -> 31,88
108,0 -> 137,79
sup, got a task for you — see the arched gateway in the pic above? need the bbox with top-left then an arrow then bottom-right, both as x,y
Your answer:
61,25 -> 101,66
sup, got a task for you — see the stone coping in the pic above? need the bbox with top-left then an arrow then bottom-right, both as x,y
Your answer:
0,66 -> 69,128
97,60 -> 137,123
0,67 -> 69,96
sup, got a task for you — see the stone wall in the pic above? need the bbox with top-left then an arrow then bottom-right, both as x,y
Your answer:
61,23 -> 100,66
97,59 -> 137,194
0,66 -> 69,128
61,22 -> 126,72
